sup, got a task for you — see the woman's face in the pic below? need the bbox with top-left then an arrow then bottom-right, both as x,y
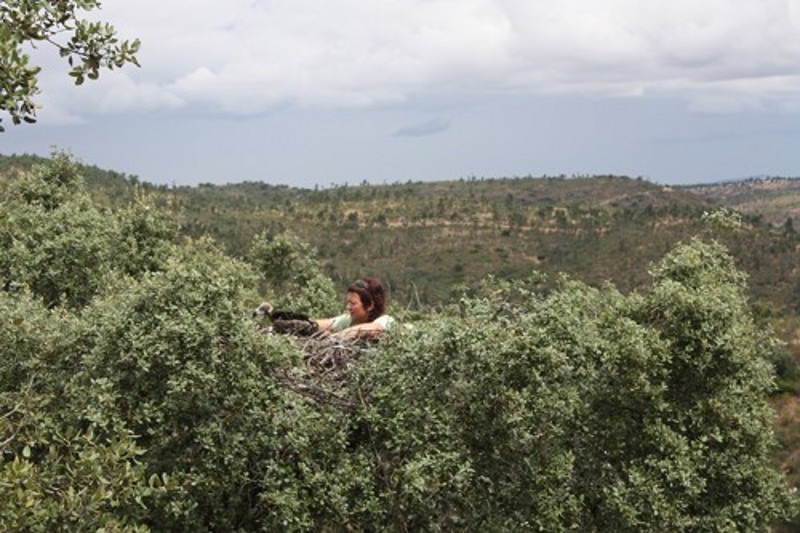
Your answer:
346,291 -> 372,324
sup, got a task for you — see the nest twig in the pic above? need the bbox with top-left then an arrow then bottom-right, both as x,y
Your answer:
274,368 -> 359,410
272,331 -> 373,410
300,332 -> 366,379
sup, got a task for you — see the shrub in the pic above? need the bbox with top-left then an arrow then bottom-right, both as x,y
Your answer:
248,230 -> 338,317
0,291 -> 152,531
0,152 -> 177,309
341,240 -> 797,530
1,155 -> 794,529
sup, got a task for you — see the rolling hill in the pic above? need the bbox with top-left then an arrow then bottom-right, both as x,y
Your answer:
2,153 -> 799,313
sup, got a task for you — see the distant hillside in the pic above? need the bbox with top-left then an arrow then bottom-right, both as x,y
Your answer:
683,177 -> 800,227
3,153 -> 799,313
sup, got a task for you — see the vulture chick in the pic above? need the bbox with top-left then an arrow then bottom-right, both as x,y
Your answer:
253,302 -> 311,321
253,302 -> 319,336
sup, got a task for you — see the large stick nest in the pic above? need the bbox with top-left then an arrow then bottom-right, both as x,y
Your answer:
300,332 -> 367,379
272,331 -> 375,410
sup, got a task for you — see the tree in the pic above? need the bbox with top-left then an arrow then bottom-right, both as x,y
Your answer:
344,243 -> 797,530
0,151 -> 177,309
0,0 -> 140,131
1,155 -> 796,529
0,289 -> 153,532
248,230 -> 339,317
0,156 -> 347,530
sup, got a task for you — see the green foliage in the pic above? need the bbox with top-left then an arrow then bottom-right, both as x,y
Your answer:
0,156 -> 795,529
343,242 -> 797,530
0,152 -> 177,308
1,152 -> 116,307
0,290 -> 152,532
0,0 -> 140,131
248,230 -> 339,317
8,155 -> 800,315
350,314 -> 583,530
72,242 -> 284,529
625,239 -> 795,529
114,194 -> 180,278
702,207 -> 743,230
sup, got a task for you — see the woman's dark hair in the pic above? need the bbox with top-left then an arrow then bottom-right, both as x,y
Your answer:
348,277 -> 386,321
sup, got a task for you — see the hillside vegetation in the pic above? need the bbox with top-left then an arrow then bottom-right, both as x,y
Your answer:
1,153 -> 796,530
4,154 -> 799,313
685,177 -> 800,227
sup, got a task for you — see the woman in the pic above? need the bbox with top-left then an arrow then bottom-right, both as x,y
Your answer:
315,277 -> 395,339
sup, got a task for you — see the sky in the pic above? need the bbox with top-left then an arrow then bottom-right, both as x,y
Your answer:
4,0 -> 800,188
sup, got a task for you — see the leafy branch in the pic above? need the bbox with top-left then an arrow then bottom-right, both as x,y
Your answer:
0,0 -> 140,131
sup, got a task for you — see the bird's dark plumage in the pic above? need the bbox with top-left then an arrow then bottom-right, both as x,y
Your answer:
253,302 -> 310,322
253,302 -> 318,336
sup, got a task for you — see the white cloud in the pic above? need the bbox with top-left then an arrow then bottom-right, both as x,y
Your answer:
33,0 -> 800,121
34,68 -> 184,125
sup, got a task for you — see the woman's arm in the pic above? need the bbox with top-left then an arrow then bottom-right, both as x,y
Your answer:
336,320 -> 387,340
314,318 -> 335,332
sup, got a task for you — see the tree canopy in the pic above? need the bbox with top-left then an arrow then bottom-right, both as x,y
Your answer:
1,155 -> 797,530
0,0 -> 140,131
